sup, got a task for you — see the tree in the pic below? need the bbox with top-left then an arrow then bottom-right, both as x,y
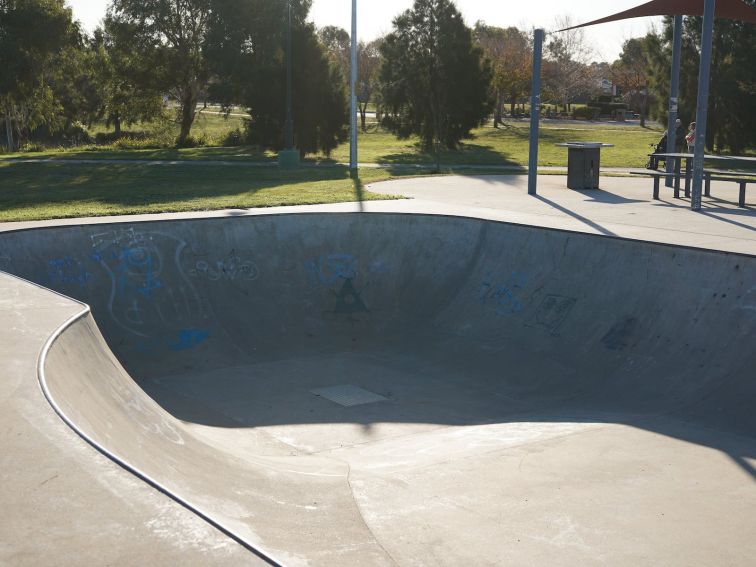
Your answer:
648,12 -> 755,153
108,0 -> 212,146
544,16 -> 594,112
612,37 -> 653,126
318,29 -> 384,132
206,0 -> 347,156
380,0 -> 492,159
474,23 -> 531,126
357,39 -> 382,131
0,0 -> 77,149
318,25 -> 350,85
91,17 -> 164,137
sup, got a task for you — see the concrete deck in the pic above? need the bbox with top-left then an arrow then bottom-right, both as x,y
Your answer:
0,174 -> 754,566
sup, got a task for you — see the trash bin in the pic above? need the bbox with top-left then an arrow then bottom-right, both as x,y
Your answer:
556,142 -> 614,190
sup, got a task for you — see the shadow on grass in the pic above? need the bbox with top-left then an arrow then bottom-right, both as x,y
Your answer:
0,161 -> 386,218
351,170 -> 365,212
376,142 -> 523,170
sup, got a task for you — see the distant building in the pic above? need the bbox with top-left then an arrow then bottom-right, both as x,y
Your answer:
597,78 -> 617,96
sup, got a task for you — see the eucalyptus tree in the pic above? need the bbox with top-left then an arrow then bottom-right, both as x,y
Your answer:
108,0 -> 213,145
0,0 -> 77,149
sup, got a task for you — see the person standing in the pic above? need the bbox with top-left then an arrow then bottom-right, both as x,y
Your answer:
685,122 -> 696,153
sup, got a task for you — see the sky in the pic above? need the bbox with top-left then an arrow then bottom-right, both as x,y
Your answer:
67,0 -> 662,62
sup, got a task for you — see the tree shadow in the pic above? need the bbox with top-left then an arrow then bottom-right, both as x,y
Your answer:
377,142 -> 521,170
0,161 -> 376,212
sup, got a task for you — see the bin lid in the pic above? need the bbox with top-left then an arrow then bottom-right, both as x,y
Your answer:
556,142 -> 614,148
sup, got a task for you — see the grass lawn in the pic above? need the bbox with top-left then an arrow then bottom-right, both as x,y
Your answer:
328,121 -> 662,168
0,119 -> 669,223
2,120 -> 663,169
0,162 -> 404,222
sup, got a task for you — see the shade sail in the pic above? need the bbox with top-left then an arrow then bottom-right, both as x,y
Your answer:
561,0 -> 756,30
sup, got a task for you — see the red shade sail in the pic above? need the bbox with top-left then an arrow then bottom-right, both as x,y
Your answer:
560,0 -> 756,30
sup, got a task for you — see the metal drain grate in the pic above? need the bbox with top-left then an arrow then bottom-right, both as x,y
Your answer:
310,384 -> 388,407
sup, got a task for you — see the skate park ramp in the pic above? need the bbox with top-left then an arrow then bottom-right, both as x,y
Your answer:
1,212 -> 755,566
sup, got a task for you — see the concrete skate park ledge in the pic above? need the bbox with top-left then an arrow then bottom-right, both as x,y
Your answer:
1,174 -> 755,566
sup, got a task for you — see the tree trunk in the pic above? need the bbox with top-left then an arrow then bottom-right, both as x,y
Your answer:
640,88 -> 647,128
178,91 -> 197,146
113,113 -> 122,138
359,103 -> 367,132
4,112 -> 13,151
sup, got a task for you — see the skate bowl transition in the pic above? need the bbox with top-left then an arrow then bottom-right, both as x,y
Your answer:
1,212 -> 755,566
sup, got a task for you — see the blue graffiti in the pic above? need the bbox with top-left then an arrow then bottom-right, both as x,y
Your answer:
92,246 -> 161,298
46,257 -> 92,288
479,272 -> 529,315
305,253 -> 358,286
169,329 -> 210,351
369,260 -> 391,274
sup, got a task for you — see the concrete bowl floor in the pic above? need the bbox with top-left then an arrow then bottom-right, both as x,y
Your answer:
1,211 -> 755,566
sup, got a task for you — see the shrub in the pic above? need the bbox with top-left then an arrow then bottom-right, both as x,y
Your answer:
221,127 -> 245,147
573,107 -> 597,121
176,133 -> 209,148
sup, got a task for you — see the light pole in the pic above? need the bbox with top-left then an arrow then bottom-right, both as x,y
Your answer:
349,0 -> 358,174
279,0 -> 299,168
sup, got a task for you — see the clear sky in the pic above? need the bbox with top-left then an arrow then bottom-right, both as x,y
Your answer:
67,0 -> 661,62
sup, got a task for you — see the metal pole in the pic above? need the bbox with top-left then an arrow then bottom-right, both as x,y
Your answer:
528,29 -> 544,195
284,0 -> 294,149
349,0 -> 358,172
691,0 -> 716,211
665,15 -> 683,188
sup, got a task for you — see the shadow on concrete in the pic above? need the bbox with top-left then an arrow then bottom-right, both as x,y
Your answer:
698,210 -> 756,233
532,194 -> 617,236
573,189 -> 645,205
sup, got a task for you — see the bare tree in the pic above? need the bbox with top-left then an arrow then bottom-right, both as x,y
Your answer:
544,15 -> 595,113
357,38 -> 382,131
612,37 -> 652,126
475,23 -> 532,126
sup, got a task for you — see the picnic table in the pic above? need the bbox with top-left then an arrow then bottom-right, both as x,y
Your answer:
637,153 -> 756,207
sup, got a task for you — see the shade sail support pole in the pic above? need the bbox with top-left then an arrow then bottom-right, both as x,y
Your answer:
665,15 -> 683,188
528,29 -> 544,196
691,0 -> 717,211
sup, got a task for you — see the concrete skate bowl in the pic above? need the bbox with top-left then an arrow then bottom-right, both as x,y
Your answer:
2,213 -> 755,566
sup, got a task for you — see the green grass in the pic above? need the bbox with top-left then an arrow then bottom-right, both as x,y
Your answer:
0,162 -> 404,222
328,122 -> 662,169
86,109 -> 248,141
3,120 -> 663,169
0,119 -> 674,223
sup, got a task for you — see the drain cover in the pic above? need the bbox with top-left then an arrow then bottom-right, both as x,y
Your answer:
311,385 -> 388,407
